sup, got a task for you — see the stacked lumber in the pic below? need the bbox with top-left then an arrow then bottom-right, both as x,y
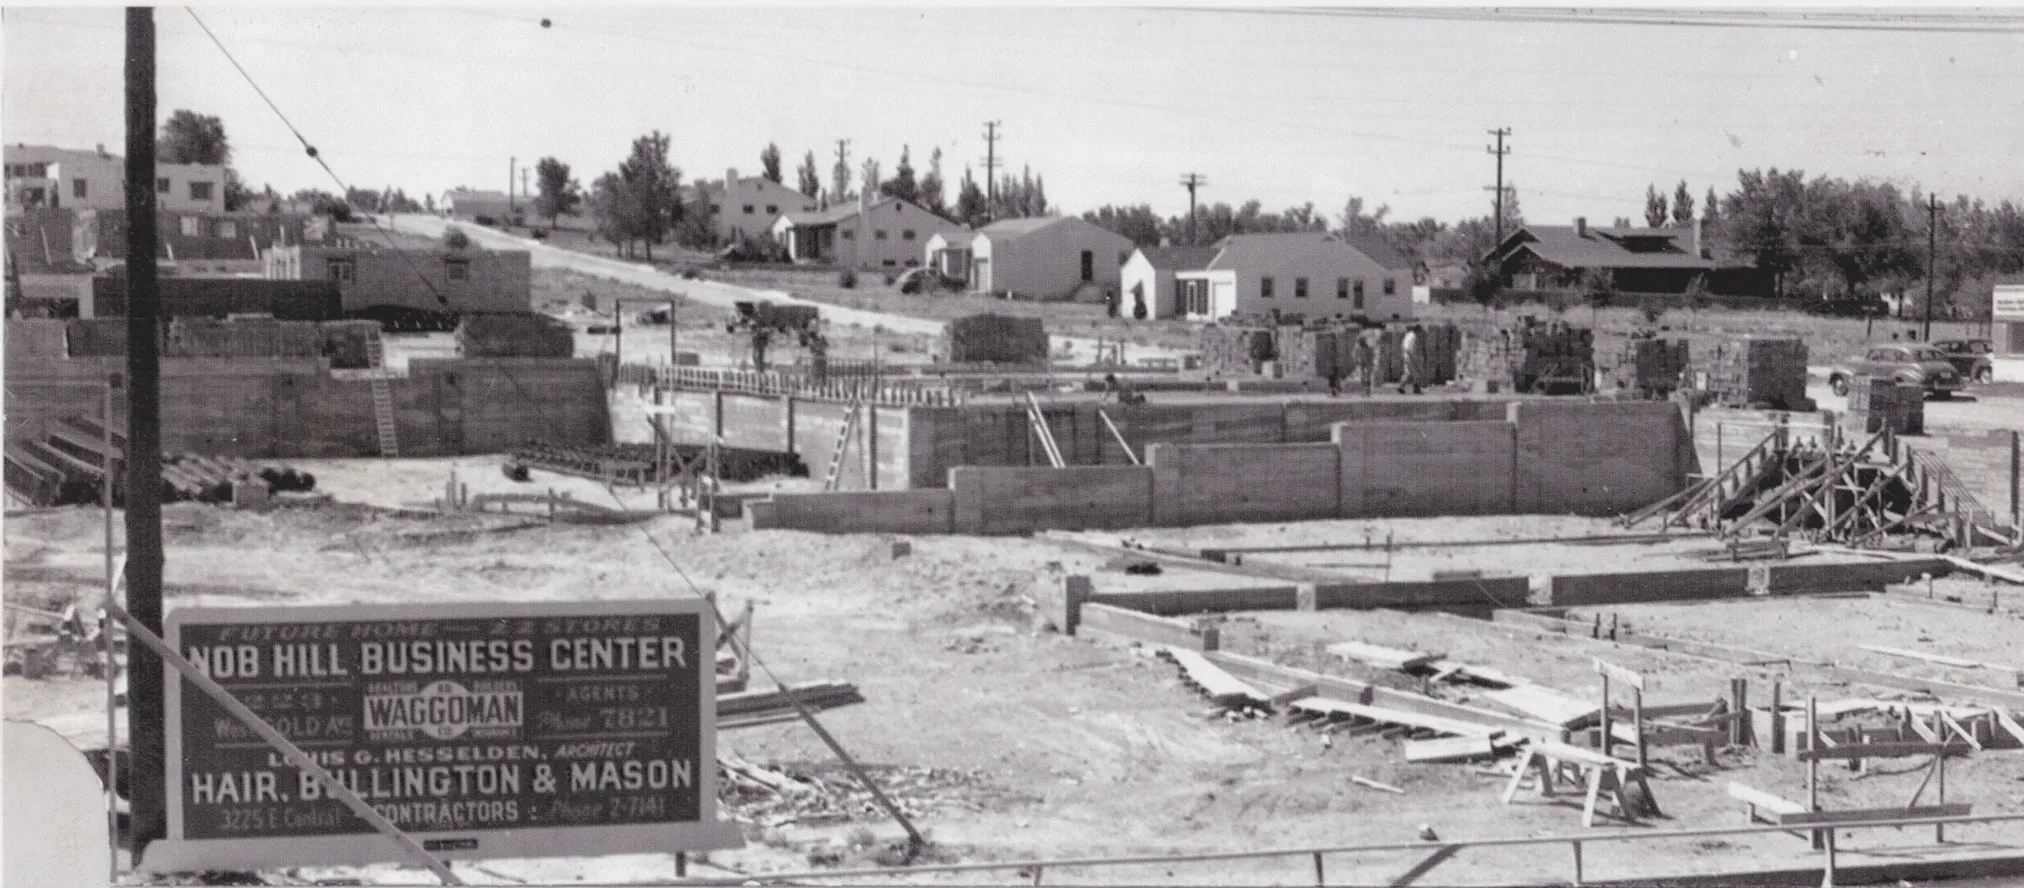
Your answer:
1709,337 -> 1810,410
458,312 -> 576,358
1159,647 -> 1275,712
717,681 -> 864,729
1845,376 -> 1924,435
161,454 -> 317,504
1330,641 -> 1440,672
942,313 -> 1048,365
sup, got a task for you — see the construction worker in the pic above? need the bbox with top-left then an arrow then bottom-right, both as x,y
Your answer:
1353,333 -> 1375,395
1399,324 -> 1424,395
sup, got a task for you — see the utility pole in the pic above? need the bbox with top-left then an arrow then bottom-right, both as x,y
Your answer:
833,138 -> 850,202
509,156 -> 517,213
1486,127 -> 1511,246
1179,173 -> 1207,245
124,5 -> 168,860
1923,192 -> 1939,343
520,167 -> 531,214
982,121 -> 1001,220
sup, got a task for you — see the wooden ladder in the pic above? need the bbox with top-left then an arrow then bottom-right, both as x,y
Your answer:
822,400 -> 862,491
366,331 -> 400,458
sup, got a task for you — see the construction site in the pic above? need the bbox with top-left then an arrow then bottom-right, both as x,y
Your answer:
8,223 -> 2024,886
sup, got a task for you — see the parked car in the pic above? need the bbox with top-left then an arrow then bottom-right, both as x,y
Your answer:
1828,344 -> 1965,399
1931,339 -> 1996,384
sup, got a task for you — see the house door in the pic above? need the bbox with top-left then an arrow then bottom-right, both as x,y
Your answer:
974,258 -> 990,292
1211,280 -> 1235,317
1080,250 -> 1094,283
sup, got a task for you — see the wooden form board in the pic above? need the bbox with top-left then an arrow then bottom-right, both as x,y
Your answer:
1328,641 -> 1440,672
1482,685 -> 1600,729
1162,647 -> 1270,709
1778,803 -> 1973,825
1287,696 -> 1501,739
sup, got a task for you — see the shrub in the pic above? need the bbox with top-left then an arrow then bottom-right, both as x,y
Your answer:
838,268 -> 858,289
442,226 -> 472,250
883,271 -> 898,286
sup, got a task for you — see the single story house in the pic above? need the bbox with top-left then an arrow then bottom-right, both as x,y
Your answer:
442,189 -> 515,222
1488,218 -> 1771,296
771,196 -> 964,269
690,168 -> 819,245
971,216 -> 1134,302
1120,244 -> 1218,319
1174,232 -> 1415,322
923,230 -> 977,283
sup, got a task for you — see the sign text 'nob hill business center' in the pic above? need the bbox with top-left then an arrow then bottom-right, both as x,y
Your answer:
173,610 -> 707,841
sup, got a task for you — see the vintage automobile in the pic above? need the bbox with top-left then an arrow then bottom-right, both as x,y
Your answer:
1828,343 -> 1964,399
1931,338 -> 1996,384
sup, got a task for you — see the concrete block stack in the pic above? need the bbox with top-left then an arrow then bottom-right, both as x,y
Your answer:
456,312 -> 576,359
1631,338 -> 1691,395
1198,324 -> 1276,376
1709,337 -> 1810,410
1844,376 -> 1924,435
944,313 -> 1049,365
1512,324 -> 1595,393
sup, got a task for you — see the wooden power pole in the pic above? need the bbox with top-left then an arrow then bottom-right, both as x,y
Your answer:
124,4 -> 169,859
1179,173 -> 1207,245
982,121 -> 1000,219
1923,192 -> 1938,343
1486,127 -> 1511,246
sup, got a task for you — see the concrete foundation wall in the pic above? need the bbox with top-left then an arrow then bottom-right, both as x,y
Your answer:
1313,577 -> 1531,610
1510,401 -> 1690,515
950,465 -> 1154,533
1545,569 -> 1753,606
1149,442 -> 1340,524
5,356 -> 610,457
748,489 -> 955,534
1767,559 -> 1952,594
1339,420 -> 1515,517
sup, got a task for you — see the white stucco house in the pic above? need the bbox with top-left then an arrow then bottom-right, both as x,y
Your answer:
1120,244 -> 1218,319
771,195 -> 964,268
1174,232 -> 1415,322
971,216 -> 1134,302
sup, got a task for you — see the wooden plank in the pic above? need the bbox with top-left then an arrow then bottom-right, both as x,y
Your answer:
1728,781 -> 1808,816
1996,711 -> 2024,747
1528,740 -> 1625,768
1482,684 -> 1600,729
1778,803 -> 1972,825
1795,741 -> 1969,762
1404,735 -> 1497,763
1203,651 -> 1562,741
1859,645 -> 1982,669
1288,697 -> 1501,739
1329,641 -> 1441,672
1594,657 -> 1646,691
1163,647 -> 1271,708
1422,657 -> 1525,688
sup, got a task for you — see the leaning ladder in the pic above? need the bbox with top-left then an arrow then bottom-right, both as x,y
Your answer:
1025,392 -> 1066,469
822,400 -> 863,491
365,332 -> 400,458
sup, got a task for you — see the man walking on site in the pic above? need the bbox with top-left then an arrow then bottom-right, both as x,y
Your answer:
1399,324 -> 1423,395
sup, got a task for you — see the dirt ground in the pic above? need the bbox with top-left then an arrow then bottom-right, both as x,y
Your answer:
10,466 -> 2024,885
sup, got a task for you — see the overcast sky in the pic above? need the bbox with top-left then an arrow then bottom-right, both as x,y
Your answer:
6,5 -> 2023,226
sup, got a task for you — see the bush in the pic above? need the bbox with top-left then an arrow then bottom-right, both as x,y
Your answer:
838,269 -> 858,289
442,226 -> 472,250
473,215 -> 498,227
883,271 -> 898,286
528,228 -> 548,240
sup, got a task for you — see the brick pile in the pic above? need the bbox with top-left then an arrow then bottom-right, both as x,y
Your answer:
943,313 -> 1049,364
1845,376 -> 1924,435
457,312 -> 576,359
1631,338 -> 1691,395
1709,337 -> 1810,410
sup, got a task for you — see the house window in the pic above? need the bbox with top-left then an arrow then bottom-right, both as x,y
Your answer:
841,229 -> 854,240
742,204 -> 755,214
766,205 -> 778,215
217,220 -> 238,239
445,258 -> 470,281
326,257 -> 355,283
1295,277 -> 1309,298
1384,277 -> 1397,296
1353,280 -> 1366,309
902,229 -> 916,241
189,181 -> 214,201
1337,277 -> 1350,299
874,230 -> 888,240
157,178 -> 170,194
73,179 -> 88,199
1261,276 -> 1275,298
882,259 -> 896,267
180,216 -> 202,237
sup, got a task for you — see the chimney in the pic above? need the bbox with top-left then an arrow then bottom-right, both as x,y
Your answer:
96,143 -> 107,157
726,168 -> 738,187
1574,217 -> 1588,238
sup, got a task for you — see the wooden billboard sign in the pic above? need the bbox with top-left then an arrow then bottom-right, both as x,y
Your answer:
145,600 -> 741,872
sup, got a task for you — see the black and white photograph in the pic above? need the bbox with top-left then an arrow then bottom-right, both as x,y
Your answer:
3,4 -> 2023,886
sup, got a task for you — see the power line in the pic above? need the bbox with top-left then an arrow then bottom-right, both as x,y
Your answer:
1164,7 -> 2024,34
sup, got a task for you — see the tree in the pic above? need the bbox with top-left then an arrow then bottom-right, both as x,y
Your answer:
759,143 -> 783,184
955,167 -> 988,227
1703,187 -> 1721,228
1718,168 -> 1808,297
158,109 -> 230,165
879,145 -> 919,204
442,226 -> 471,250
1082,204 -> 1165,247
919,147 -> 946,217
1337,196 -> 1392,240
533,157 -> 582,230
589,131 -> 683,261
1644,184 -> 1669,228
796,151 -> 821,199
1672,181 -> 1696,228
831,150 -> 853,207
860,158 -> 881,205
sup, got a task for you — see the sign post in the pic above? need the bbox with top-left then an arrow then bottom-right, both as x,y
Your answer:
143,600 -> 739,873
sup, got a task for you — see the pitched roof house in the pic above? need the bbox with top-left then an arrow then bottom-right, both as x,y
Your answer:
1490,218 -> 1771,296
971,216 -> 1135,302
1174,232 -> 1415,322
691,168 -> 820,245
924,229 -> 978,282
770,195 -> 964,269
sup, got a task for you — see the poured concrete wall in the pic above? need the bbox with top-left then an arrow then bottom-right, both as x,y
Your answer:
1545,568 -> 1753,606
1338,420 -> 1515,517
748,489 -> 955,534
950,465 -> 1155,533
1149,442 -> 1340,524
1510,401 -> 1691,516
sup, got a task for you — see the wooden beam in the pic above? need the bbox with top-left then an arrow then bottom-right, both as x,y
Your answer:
1330,641 -> 1441,672
1778,803 -> 1972,825
1858,645 -> 1981,669
1594,657 -> 1646,691
1796,741 -> 1970,762
1728,781 -> 1809,816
